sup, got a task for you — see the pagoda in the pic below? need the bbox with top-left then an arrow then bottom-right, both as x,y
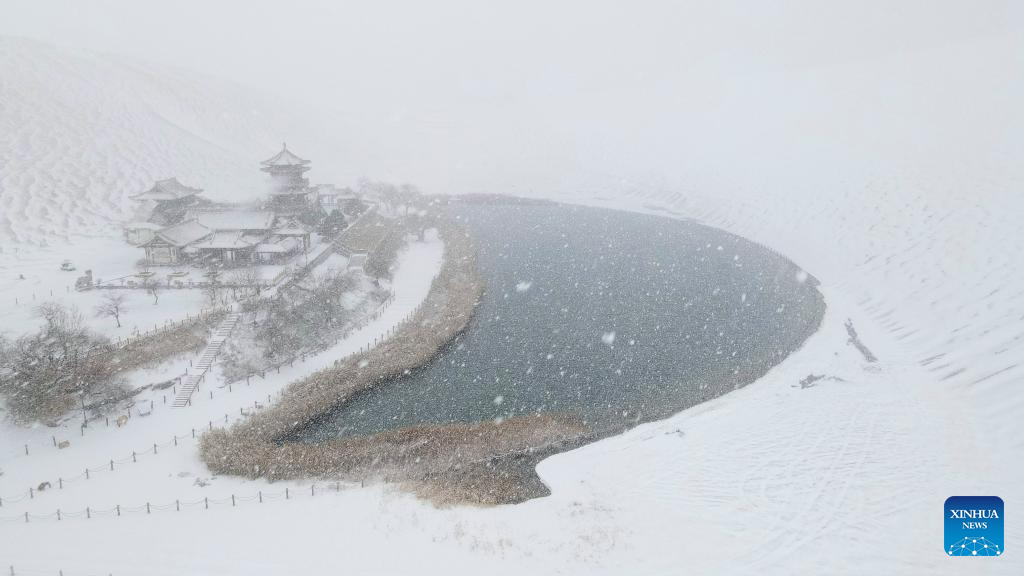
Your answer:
261,143 -> 315,215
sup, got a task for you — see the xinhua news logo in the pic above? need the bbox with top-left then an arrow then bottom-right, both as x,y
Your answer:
945,496 -> 1004,557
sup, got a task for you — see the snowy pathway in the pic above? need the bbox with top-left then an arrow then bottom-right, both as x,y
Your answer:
171,312 -> 241,408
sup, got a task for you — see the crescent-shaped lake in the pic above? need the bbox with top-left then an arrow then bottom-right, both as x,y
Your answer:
295,200 -> 825,441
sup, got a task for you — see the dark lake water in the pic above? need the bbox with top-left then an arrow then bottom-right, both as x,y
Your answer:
296,200 -> 824,441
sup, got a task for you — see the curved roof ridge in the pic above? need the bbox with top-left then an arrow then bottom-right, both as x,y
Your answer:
261,142 -> 310,167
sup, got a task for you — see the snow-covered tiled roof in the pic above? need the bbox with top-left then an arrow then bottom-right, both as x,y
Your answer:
123,221 -> 163,230
254,242 -> 288,253
151,219 -> 211,247
132,178 -> 203,201
188,230 -> 259,250
189,210 -> 275,231
260,143 -> 310,167
274,226 -> 310,236
256,236 -> 301,253
273,217 -> 310,236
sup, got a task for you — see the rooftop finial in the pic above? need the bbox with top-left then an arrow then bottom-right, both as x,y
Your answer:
282,141 -> 287,150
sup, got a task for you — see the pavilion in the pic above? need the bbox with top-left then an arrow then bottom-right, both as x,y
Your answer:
261,143 -> 316,215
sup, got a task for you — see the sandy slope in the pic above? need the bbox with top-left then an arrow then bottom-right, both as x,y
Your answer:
0,33 -> 1022,575
518,32 -> 1024,574
0,36 -> 293,251
0,36 -> 316,341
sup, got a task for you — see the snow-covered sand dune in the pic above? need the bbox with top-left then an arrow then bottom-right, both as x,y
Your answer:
525,182 -> 1022,573
0,36 -> 318,339
522,33 -> 1024,574
1,32 -> 1022,575
0,37 -> 293,250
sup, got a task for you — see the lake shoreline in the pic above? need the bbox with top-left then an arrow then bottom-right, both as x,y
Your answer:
199,210 -> 488,493
202,197 -> 826,505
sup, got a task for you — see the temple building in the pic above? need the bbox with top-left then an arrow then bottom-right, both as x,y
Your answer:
131,145 -> 320,267
140,219 -> 213,265
261,143 -> 316,215
140,209 -> 309,266
130,177 -> 208,225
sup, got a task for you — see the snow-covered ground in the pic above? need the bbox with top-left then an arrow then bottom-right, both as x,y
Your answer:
0,234 -> 444,575
3,187 -> 1018,574
1,32 -> 1022,576
0,235 -> 211,341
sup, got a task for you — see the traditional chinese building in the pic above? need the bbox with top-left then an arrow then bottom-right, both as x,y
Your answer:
140,208 -> 309,266
133,146 -> 321,267
140,219 -> 212,265
130,177 -> 207,225
261,143 -> 316,215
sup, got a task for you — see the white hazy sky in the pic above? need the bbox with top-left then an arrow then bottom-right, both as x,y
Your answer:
1,0 -> 1021,196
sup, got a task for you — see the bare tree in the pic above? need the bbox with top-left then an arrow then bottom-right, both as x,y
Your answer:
398,183 -> 421,216
232,264 -> 262,298
0,303 -> 110,422
141,277 -> 161,305
94,292 -> 128,327
203,271 -> 222,306
358,178 -> 399,213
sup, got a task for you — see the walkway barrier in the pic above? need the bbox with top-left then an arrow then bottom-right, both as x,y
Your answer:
0,291 -> 417,505
0,430 -> 560,529
0,480 -> 359,525
0,392 -> 293,507
1,292 -> 400,464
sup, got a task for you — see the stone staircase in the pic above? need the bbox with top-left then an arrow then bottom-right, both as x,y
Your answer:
172,312 -> 241,408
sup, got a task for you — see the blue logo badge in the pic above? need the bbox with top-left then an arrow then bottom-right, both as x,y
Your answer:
945,496 -> 1004,556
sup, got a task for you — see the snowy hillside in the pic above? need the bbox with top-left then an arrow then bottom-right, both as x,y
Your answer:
0,37 -> 294,250
1,28 -> 1022,576
532,32 -> 1024,574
